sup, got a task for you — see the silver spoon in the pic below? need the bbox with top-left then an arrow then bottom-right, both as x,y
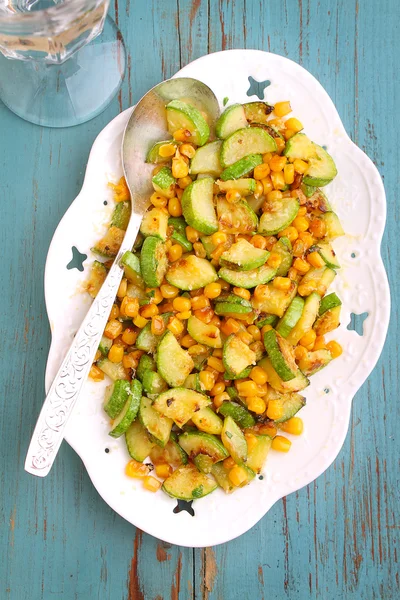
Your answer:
25,77 -> 220,477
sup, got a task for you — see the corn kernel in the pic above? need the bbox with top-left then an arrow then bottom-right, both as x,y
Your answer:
267,252 -> 283,269
173,296 -> 191,312
307,251 -> 325,269
283,163 -> 295,184
266,189 -> 283,202
223,457 -> 236,470
313,335 -> 326,351
247,325 -> 261,342
294,345 -> 308,361
160,284 -> 179,299
158,143 -> 176,158
274,101 -> 292,117
299,329 -> 317,349
150,192 -> 168,208
179,143 -> 196,158
122,327 -> 138,345
204,282 -> 222,299
207,356 -> 225,373
168,197 -> 182,217
159,302 -> 174,314
211,232 -> 227,246
249,366 -> 268,385
293,257 -> 310,274
247,396 -> 267,414
258,423 -> 277,438
167,316 -> 184,336
309,218 -> 327,239
326,340 -> 343,358
226,188 -> 242,203
271,171 -> 286,190
120,296 -> 140,318
155,464 -> 173,479
269,155 -> 287,172
285,117 -> 303,132
212,348 -> 223,358
140,303 -> 159,319
143,476 -> 162,492
250,234 -> 267,250
271,436 -> 292,452
288,267 -> 299,281
292,216 -> 309,232
186,226 -> 200,243
193,307 -> 214,323
199,370 -> 216,391
108,344 -> 124,363
229,465 -> 248,486
244,432 -> 259,453
89,365 -> 104,381
180,334 -> 196,348
236,380 -> 258,397
133,315 -> 149,329
109,303 -> 119,320
191,295 -> 210,311
293,159 -> 308,174
284,129 -> 296,140
232,287 -> 251,301
210,381 -> 226,396
193,241 -> 207,258
254,163 -> 271,180
188,344 -> 208,356
176,310 -> 192,320
104,319 -> 123,340
221,317 -> 241,336
172,157 -> 189,178
173,128 -> 191,142
278,226 -> 298,243
273,277 -> 292,291
213,392 -> 230,408
280,417 -> 304,435
266,399 -> 285,420
151,315 -> 166,335
263,152 -> 273,164
122,353 -> 138,370
298,231 -> 315,250
125,459 -> 151,478
168,244 -> 183,262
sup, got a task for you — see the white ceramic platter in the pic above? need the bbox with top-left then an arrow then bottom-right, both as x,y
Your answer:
44,50 -> 390,547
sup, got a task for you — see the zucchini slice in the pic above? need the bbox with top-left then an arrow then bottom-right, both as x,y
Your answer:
162,464 -> 217,500
193,454 -> 215,474
111,201 -> 131,230
276,296 -> 305,338
140,207 -> 168,240
271,237 -> 293,277
139,395 -> 173,447
104,379 -> 131,419
166,100 -> 210,146
304,187 -> 331,212
136,313 -> 173,353
284,133 -> 337,186
223,334 -> 257,377
319,292 -> 342,315
216,103 -> 248,139
260,357 -> 309,393
314,305 -> 341,336
125,420 -> 155,462
187,315 -> 222,348
190,140 -> 223,176
221,416 -> 247,464
153,387 -> 210,428
146,139 -> 179,164
216,178 -> 256,196
168,217 -> 193,252
191,347 -> 212,371
150,433 -> 188,466
142,371 -> 168,395
121,251 -> 143,287
311,241 -> 340,269
87,261 -> 107,298
256,314 -> 279,328
136,354 -> 156,382
109,379 -> 142,438
220,238 -> 269,271
97,358 -> 128,381
157,330 -> 194,387
140,236 -> 168,287
298,349 -> 333,376
220,154 -> 263,180
183,373 -> 203,392
92,226 -> 125,258
243,101 -> 274,124
251,280 -> 297,317
216,197 -> 258,234
218,263 -> 276,289
246,435 -> 272,473
320,212 -> 345,240
211,462 -> 236,493
218,401 -> 256,429
152,166 -> 176,198
181,177 -> 218,235
191,407 -> 224,435
178,432 -> 229,463
220,127 -> 277,167
300,266 -> 336,297
258,197 -> 299,235
263,329 -> 298,381
200,232 -> 234,259
214,294 -> 252,316
266,390 -> 306,423
166,255 -> 218,290
286,292 -> 321,346
98,335 -> 112,357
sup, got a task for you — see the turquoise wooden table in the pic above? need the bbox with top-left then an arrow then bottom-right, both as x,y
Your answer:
1,1 -> 398,598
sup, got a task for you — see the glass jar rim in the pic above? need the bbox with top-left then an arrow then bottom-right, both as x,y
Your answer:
0,0 -> 107,33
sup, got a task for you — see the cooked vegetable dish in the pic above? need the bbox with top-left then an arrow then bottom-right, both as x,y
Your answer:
86,96 -> 344,499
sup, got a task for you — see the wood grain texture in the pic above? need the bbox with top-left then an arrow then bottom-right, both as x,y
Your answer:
0,0 -> 398,598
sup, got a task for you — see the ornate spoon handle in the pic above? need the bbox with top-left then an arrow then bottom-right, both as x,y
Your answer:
25,213 -> 143,477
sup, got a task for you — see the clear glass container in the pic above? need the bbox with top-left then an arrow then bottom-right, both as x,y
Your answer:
0,1 -> 126,127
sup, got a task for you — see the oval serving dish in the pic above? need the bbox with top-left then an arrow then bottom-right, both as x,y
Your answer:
44,50 -> 390,547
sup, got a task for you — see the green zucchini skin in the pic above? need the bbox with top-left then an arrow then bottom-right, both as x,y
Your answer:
218,401 -> 256,429
109,379 -> 142,438
140,236 -> 168,287
263,329 -> 298,381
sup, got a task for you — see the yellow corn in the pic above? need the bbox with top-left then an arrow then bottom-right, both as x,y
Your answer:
191,295 -> 210,311
207,356 -> 225,373
280,417 -> 304,435
186,226 -> 200,243
266,190 -> 283,202
229,465 -> 248,486
167,316 -> 184,336
213,392 -> 230,408
278,226 -> 298,243
269,155 -> 287,172
108,344 -> 124,364
104,319 -> 123,340
261,176 -> 274,195
284,129 -> 296,140
151,315 -> 166,336
326,340 -> 343,358
150,192 -> 168,208
294,345 -> 308,361
133,315 -> 149,329
271,436 -> 292,452
247,396 -> 267,414
160,283 -> 179,299
313,335 -> 326,351
236,380 -> 259,397
109,303 -> 120,320
126,459 -> 151,478
249,366 -> 268,385
273,277 -> 292,291
158,143 -> 176,158
210,381 -> 226,396
284,117 -> 303,132
266,399 -> 285,421
168,197 -> 182,217
292,216 -> 309,232
267,252 -> 283,269
274,101 -> 292,117
172,157 -> 189,178
193,241 -> 207,258
168,244 -> 183,262
307,251 -> 325,269
254,163 -> 271,180
140,303 -> 159,318
211,231 -> 227,246
89,365 -> 104,381
223,457 -> 236,470
179,143 -> 196,159
244,432 -> 259,453
143,476 -> 162,492
173,296 -> 191,312
233,287 -> 251,301
271,171 -> 286,190
283,163 -> 295,184
180,334 -> 197,348
204,282 -> 222,299
120,296 -> 140,318
247,325 -> 261,342
199,370 -> 215,391
299,329 -> 317,349
261,324 -> 273,336
155,464 -> 173,479
176,310 -> 192,320
293,257 -> 310,274
293,159 -> 308,174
